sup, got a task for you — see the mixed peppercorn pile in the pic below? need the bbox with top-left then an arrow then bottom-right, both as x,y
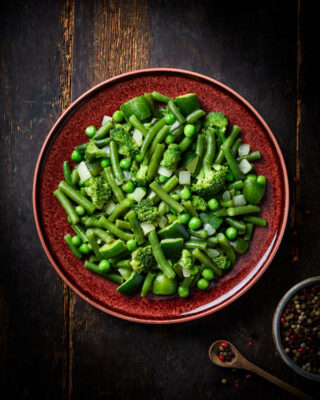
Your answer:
280,283 -> 320,374
214,341 -> 235,362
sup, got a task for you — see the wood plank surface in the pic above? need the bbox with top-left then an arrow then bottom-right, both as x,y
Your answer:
0,1 -> 319,399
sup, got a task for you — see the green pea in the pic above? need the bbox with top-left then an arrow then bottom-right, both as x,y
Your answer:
159,175 -> 169,184
172,194 -> 180,201
179,213 -> 191,224
71,235 -> 82,247
184,124 -> 195,137
165,133 -> 175,144
67,216 -> 72,223
75,205 -> 85,216
226,171 -> 234,182
246,174 -> 257,181
122,181 -> 135,193
127,239 -> 137,251
257,175 -> 266,185
112,110 -> 124,123
226,227 -> 237,240
119,158 -> 131,170
197,278 -> 209,290
85,125 -> 96,138
98,259 -> 111,272
100,158 -> 111,168
178,286 -> 189,298
202,268 -> 214,281
188,217 -> 201,230
164,113 -> 175,124
71,150 -> 82,162
135,153 -> 144,163
79,243 -> 91,254
180,188 -> 191,200
208,198 -> 219,211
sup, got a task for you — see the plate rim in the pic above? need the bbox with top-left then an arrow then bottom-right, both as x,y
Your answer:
32,67 -> 289,324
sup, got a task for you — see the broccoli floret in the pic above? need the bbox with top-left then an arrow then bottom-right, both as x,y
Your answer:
131,164 -> 151,187
191,164 -> 228,198
85,140 -> 108,161
204,112 -> 228,133
166,213 -> 178,224
174,249 -> 196,277
86,176 -> 112,209
131,245 -> 157,274
133,199 -> 160,224
191,195 -> 208,211
213,254 -> 228,270
110,126 -> 139,158
160,143 -> 181,169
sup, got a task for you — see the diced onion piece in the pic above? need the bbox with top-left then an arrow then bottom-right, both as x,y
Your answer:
102,145 -> 110,156
182,267 -> 191,278
206,248 -> 220,259
105,200 -> 117,215
131,187 -> 146,203
77,161 -> 91,182
233,194 -> 247,207
159,216 -> 168,229
133,129 -> 143,147
222,190 -> 231,201
140,222 -> 155,235
123,170 -> 131,181
102,115 -> 112,125
238,143 -> 250,156
158,166 -> 173,177
203,224 -> 216,236
179,171 -> 191,185
238,159 -> 252,174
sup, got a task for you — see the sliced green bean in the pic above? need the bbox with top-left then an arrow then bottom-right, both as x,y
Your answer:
221,145 -> 244,180
141,272 -> 156,297
90,228 -> 113,243
126,210 -> 145,245
99,216 -> 134,241
93,120 -> 113,140
71,224 -> 88,242
179,137 -> 193,153
53,189 -> 80,224
83,216 -> 103,228
140,118 -> 166,156
172,125 -> 184,141
103,167 -> 125,203
144,93 -> 160,117
227,205 -> 260,217
243,223 -> 254,240
84,261 -> 123,284
204,131 -> 216,165
192,248 -> 222,276
147,143 -> 165,180
151,91 -> 173,103
185,109 -> 206,124
188,228 -> 208,239
168,100 -> 185,124
64,234 -> 82,259
109,198 -> 132,223
237,151 -> 261,162
214,209 -> 229,217
195,134 -> 205,175
207,236 -> 218,246
110,140 -> 125,183
231,138 -> 242,157
220,199 -> 234,208
149,182 -> 185,214
243,215 -> 267,227
86,229 -> 103,261
58,180 -> 95,214
129,115 -> 148,136
71,168 -> 80,187
63,161 -> 76,188
144,125 -> 170,165
225,217 -> 246,233
115,219 -> 132,231
215,125 -> 240,164
148,175 -> 179,205
228,180 -> 244,190
185,239 -> 207,251
148,230 -> 175,279
217,233 -> 236,264
115,259 -> 132,268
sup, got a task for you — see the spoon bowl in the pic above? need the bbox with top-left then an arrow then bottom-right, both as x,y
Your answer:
208,340 -> 245,368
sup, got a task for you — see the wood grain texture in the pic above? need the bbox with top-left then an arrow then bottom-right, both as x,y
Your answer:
0,0 -> 319,399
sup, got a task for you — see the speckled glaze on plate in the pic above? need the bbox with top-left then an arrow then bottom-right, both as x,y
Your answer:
33,68 -> 289,324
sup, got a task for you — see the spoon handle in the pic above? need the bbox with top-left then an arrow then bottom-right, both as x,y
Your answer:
245,362 -> 313,400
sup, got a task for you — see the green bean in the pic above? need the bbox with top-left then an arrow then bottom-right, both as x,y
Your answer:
151,91 -> 173,103
109,140 -> 125,183
90,228 -> 113,243
115,259 -> 132,268
86,229 -> 103,261
144,93 -> 160,117
84,261 -> 123,284
149,182 -> 185,214
147,143 -> 165,180
185,239 -> 207,251
227,205 -> 260,217
215,125 -> 240,164
180,276 -> 194,289
141,272 -> 156,297
243,223 -> 254,240
58,180 -> 95,214
231,138 -> 242,157
93,120 -> 113,140
148,230 -> 175,279
204,131 -> 216,165
53,189 -> 80,224
103,167 -> 125,203
168,100 -> 185,124
172,126 -> 184,141
148,175 -> 179,205
126,210 -> 145,245
214,209 -> 229,217
158,201 -> 167,218
129,115 -> 148,136
195,134 -> 205,175
217,233 -> 236,264
192,248 -> 222,276
71,224 -> 88,242
228,180 -> 244,190
225,217 -> 246,233
243,215 -> 267,227
237,151 -> 261,162
71,168 -> 80,187
185,109 -> 206,124
108,198 -> 132,223
115,219 -> 131,231
83,216 -> 103,228
182,200 -> 198,217
99,216 -> 134,241
220,199 -> 234,208
221,145 -> 244,180
188,228 -> 208,239
169,120 -> 180,133
89,255 -> 99,263
179,137 -> 193,153
64,234 -> 82,259
144,125 -> 170,165
207,236 -> 218,246
140,118 -> 166,156
63,161 -> 76,189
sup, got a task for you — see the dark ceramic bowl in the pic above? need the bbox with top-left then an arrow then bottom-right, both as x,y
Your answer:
273,277 -> 320,382
33,68 -> 289,324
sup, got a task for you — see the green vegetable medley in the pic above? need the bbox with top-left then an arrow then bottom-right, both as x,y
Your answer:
54,91 -> 267,298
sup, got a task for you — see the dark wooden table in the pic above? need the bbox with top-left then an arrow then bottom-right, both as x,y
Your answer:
1,1 -> 319,399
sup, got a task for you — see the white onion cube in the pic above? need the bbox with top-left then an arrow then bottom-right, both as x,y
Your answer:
133,129 -> 143,147
238,159 -> 252,174
238,144 -> 250,157
105,200 -> 116,215
203,224 -> 216,236
158,166 -> 173,177
123,170 -> 131,181
206,248 -> 220,259
140,222 -> 155,235
179,171 -> 191,185
77,161 -> 91,182
222,190 -> 231,201
102,115 -> 112,125
233,194 -> 247,207
130,187 -> 146,203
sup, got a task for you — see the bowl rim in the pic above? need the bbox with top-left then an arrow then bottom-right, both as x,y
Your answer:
272,276 -> 320,382
32,67 -> 289,324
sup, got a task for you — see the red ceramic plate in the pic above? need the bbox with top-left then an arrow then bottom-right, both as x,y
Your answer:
33,68 -> 289,324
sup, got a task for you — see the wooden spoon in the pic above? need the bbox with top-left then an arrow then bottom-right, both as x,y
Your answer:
208,340 -> 313,400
